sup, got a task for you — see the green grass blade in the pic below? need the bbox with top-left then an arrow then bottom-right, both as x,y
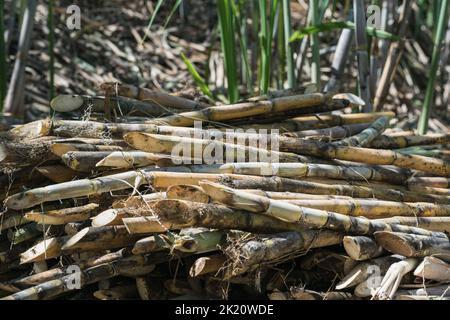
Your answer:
217,0 -> 239,103
418,0 -> 449,134
231,0 -> 252,93
180,52 -> 213,100
141,0 -> 164,45
163,0 -> 183,29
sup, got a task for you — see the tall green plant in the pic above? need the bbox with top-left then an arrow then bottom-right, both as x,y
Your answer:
48,0 -> 55,102
230,0 -> 253,93
418,0 -> 449,134
310,0 -> 321,91
258,0 -> 269,94
0,0 -> 6,111
282,0 -> 295,88
217,0 -> 239,103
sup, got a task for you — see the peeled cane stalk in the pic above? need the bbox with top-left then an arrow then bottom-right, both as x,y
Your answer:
50,143 -> 125,157
374,216 -> 450,233
189,254 -> 227,277
6,119 -> 52,140
122,216 -> 171,234
20,236 -> 70,264
95,151 -> 177,169
223,230 -> 343,277
343,236 -> 384,261
199,181 -> 448,238
335,255 -> 402,290
24,203 -> 98,225
91,207 -> 153,227
333,116 -> 388,147
413,256 -> 450,282
374,231 -> 450,257
371,258 -> 419,300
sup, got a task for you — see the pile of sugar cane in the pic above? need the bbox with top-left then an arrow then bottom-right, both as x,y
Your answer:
0,83 -> 449,300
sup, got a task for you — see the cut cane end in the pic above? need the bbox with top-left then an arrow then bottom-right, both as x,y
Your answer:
374,231 -> 414,257
51,95 -> 85,112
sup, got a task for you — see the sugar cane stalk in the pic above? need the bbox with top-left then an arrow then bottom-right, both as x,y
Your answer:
2,255 -> 155,300
343,236 -> 384,261
223,230 -> 342,277
374,231 -> 450,257
370,133 -> 450,149
24,203 -> 98,225
372,258 -> 419,300
151,199 -> 326,234
100,82 -> 208,110
374,216 -> 450,233
335,255 -> 402,290
286,123 -> 371,140
136,92 -> 363,126
413,256 -> 450,282
280,136 -> 450,176
199,181 -> 448,238
333,116 -> 388,147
